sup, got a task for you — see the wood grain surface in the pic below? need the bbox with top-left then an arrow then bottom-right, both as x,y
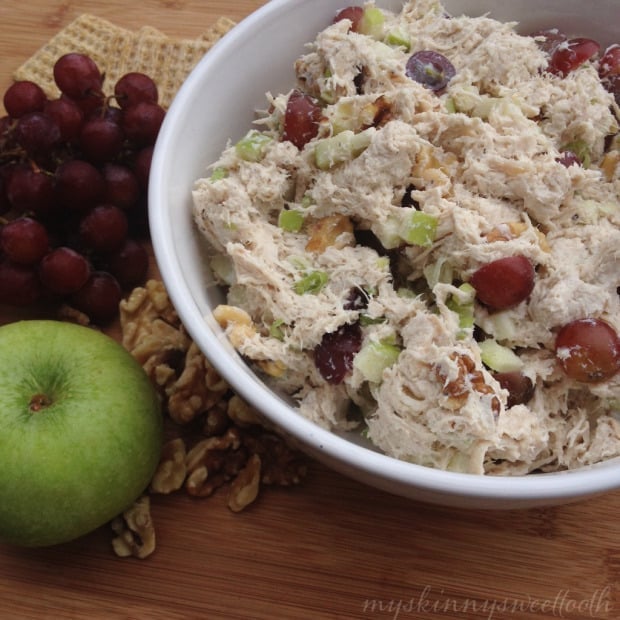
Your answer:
0,2 -> 619,619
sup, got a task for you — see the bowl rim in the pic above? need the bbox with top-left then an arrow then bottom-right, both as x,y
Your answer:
149,0 -> 620,506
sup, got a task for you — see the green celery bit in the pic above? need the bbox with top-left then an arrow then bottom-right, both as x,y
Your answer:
444,97 -> 457,114
353,340 -> 401,383
359,7 -> 385,38
314,129 -> 372,170
209,167 -> 228,181
385,28 -> 410,50
400,211 -> 438,247
359,315 -> 387,326
560,138 -> 591,168
235,130 -> 272,162
278,209 -> 304,232
446,283 -> 475,338
479,339 -> 523,373
293,270 -> 329,295
269,319 -> 286,341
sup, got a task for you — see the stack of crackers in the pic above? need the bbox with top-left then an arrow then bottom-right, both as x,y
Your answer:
13,13 -> 236,109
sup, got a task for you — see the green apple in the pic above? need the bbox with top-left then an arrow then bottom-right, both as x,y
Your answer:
0,320 -> 162,547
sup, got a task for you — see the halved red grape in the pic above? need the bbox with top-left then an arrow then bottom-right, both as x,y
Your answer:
282,90 -> 322,149
493,371 -> 535,408
3,81 -> 47,118
469,255 -> 535,311
333,6 -> 364,32
556,151 -> 581,167
314,322 -> 363,384
0,217 -> 49,265
69,270 -> 122,324
38,246 -> 91,295
599,44 -> 620,78
406,50 -> 456,92
53,53 -> 103,100
114,72 -> 158,109
530,28 -> 567,54
555,318 -> 620,383
547,38 -> 600,77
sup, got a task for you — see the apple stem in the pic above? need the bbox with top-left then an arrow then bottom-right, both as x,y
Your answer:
29,393 -> 52,412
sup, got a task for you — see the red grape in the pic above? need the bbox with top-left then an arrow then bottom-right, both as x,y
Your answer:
79,116 -> 125,163
114,72 -> 158,109
555,318 -> 620,383
0,217 -> 49,265
599,44 -> 620,78
333,6 -> 364,32
39,246 -> 91,295
556,151 -> 581,167
44,97 -> 84,143
5,164 -> 55,215
493,371 -> 535,408
406,50 -> 456,92
54,159 -> 106,211
101,162 -> 140,209
53,53 -> 103,100
547,37 -> 600,77
282,90 -> 322,149
69,271 -> 122,324
78,204 -> 128,253
14,111 -> 60,155
133,145 -> 154,191
122,101 -> 165,146
530,28 -> 567,54
0,258 -> 42,306
314,322 -> 363,384
3,80 -> 47,118
103,238 -> 149,288
469,255 -> 535,311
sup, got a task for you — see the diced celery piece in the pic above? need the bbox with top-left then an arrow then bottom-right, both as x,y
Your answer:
400,211 -> 438,247
210,254 -> 235,286
269,319 -> 285,341
235,130 -> 272,162
444,97 -> 457,114
372,214 -> 402,250
293,270 -> 329,295
359,314 -> 387,326
278,209 -> 304,232
560,138 -> 591,168
301,193 -> 314,209
354,340 -> 401,383
385,28 -> 410,50
359,7 -> 385,39
209,167 -> 228,181
479,339 -> 523,373
446,283 -> 475,335
314,129 -> 372,170
423,257 -> 453,288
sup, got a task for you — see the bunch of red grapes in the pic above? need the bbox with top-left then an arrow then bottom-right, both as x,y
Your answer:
0,52 -> 164,324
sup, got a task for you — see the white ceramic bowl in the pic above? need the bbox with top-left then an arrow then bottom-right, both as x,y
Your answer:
150,0 -> 620,509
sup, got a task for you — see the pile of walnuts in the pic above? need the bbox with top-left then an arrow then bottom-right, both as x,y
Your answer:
113,280 -> 308,558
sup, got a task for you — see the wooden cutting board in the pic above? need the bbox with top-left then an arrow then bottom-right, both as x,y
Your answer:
0,2 -> 619,619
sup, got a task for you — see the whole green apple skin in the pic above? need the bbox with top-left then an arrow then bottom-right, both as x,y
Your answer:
0,320 -> 163,548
